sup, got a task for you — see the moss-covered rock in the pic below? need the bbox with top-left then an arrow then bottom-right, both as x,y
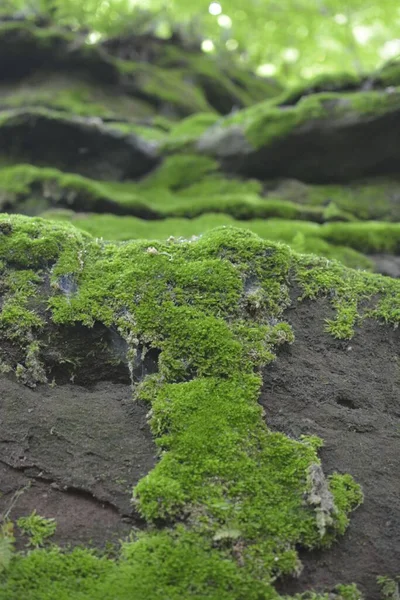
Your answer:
0,14 -> 399,598
0,162 -> 330,221
102,30 -> 282,113
0,73 -> 157,120
3,159 -> 389,225
266,59 -> 400,109
2,215 -> 399,598
195,87 -> 400,183
1,215 -> 399,597
0,19 -> 119,82
0,20 -> 281,119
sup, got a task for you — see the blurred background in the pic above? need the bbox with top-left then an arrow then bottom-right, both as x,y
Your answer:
1,0 -> 400,277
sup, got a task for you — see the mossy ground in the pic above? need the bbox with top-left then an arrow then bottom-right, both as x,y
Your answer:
1,215 -> 399,598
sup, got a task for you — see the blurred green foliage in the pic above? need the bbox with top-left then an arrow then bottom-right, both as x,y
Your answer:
2,0 -> 400,82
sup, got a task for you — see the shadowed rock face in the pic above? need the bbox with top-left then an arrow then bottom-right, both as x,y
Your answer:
0,377 -> 157,549
199,108 -> 400,184
0,111 -> 160,180
0,21 -> 119,83
261,297 -> 400,600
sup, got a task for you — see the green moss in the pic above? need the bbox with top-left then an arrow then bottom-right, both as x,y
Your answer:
374,59 -> 400,87
163,113 -> 221,151
157,46 -> 282,110
7,161 -> 398,230
0,163 -> 331,222
321,221 -> 400,253
0,107 -> 166,169
0,84 -> 109,118
117,61 -> 214,116
377,576 -> 400,600
272,72 -> 362,107
0,20 -> 281,121
0,545 -> 114,599
42,212 -> 374,271
294,251 -> 400,338
137,154 -> 218,191
2,216 -> 392,597
17,512 -> 56,548
0,270 -> 44,338
290,583 -> 363,600
177,173 -> 263,197
0,20 -> 76,47
0,75 -> 155,121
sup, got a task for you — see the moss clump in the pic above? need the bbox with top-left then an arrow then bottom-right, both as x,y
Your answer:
17,512 -> 56,548
163,112 -> 221,152
290,583 -> 363,600
3,216 -> 393,597
377,576 -> 400,600
137,154 -> 218,191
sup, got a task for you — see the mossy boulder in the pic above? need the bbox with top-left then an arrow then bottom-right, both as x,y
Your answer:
100,29 -> 283,113
195,87 -> 400,182
0,215 -> 399,599
0,161 -> 329,222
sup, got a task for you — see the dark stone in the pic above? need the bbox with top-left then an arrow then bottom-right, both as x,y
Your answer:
200,108 -> 400,184
0,110 -> 160,180
261,296 -> 400,600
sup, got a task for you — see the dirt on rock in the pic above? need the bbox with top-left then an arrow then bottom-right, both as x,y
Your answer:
261,297 -> 400,600
0,378 -> 157,549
